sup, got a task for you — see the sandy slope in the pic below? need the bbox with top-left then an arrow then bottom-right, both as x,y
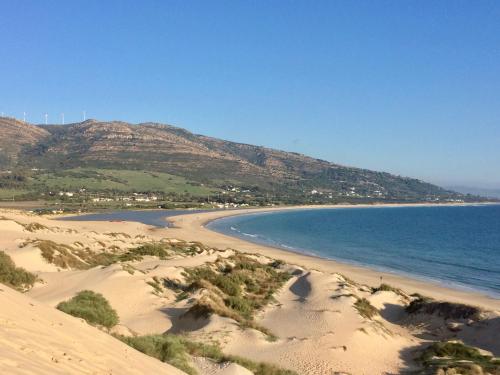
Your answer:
0,285 -> 186,375
1,207 -> 499,375
223,271 -> 419,374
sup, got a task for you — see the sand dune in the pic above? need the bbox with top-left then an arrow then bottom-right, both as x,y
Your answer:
0,284 -> 186,374
1,208 -> 499,375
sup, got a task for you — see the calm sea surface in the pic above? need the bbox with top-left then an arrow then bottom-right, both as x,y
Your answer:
207,205 -> 500,297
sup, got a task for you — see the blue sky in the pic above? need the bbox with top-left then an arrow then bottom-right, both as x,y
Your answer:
1,1 -> 499,188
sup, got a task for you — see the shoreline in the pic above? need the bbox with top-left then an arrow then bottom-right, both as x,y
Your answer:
162,203 -> 500,311
204,205 -> 500,300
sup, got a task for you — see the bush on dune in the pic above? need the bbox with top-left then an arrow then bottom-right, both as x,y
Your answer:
181,253 -> 291,336
56,290 -> 119,328
130,242 -> 170,259
354,297 -> 378,319
0,250 -> 37,291
419,341 -> 500,374
118,334 -> 298,375
119,334 -> 196,375
406,296 -> 482,321
371,283 -> 405,297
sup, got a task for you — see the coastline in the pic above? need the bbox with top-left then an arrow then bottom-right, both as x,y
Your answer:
3,203 -> 499,374
163,203 -> 500,311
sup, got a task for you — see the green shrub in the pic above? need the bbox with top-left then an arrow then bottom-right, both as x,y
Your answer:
406,297 -> 482,320
119,334 -> 196,375
371,283 -> 404,296
132,243 -> 169,259
117,251 -> 143,262
214,274 -> 241,296
175,291 -> 190,301
118,334 -> 298,375
224,296 -> 254,319
87,252 -> 118,267
183,338 -> 296,375
226,355 -> 297,375
354,298 -> 378,319
0,251 -> 37,291
182,253 -> 291,331
419,341 -> 500,374
57,290 -> 119,328
269,259 -> 285,269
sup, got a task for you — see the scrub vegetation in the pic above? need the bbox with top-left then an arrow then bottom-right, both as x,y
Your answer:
0,250 -> 37,291
180,253 -> 291,336
354,297 -> 379,319
419,341 -> 500,375
56,290 -> 119,329
406,296 -> 483,321
32,239 -> 209,270
118,334 -> 297,375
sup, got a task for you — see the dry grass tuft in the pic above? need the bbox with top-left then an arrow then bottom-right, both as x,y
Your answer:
0,251 -> 37,291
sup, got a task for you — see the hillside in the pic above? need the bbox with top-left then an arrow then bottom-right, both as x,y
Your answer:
0,117 -> 49,166
0,117 -> 473,203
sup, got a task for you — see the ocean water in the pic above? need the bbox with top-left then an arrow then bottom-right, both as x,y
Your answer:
207,205 -> 500,297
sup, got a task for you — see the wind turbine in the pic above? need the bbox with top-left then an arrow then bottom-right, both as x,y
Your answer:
44,113 -> 48,125
61,113 -> 65,125
23,112 -> 26,122
83,110 -> 86,121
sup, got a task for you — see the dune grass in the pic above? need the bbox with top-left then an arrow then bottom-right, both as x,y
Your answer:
56,290 -> 119,328
22,222 -> 49,232
34,238 -> 207,270
181,253 -> 291,336
371,283 -> 406,297
118,334 -> 297,375
119,242 -> 170,261
406,296 -> 482,321
36,240 -> 91,269
419,341 -> 500,374
0,251 -> 37,291
354,297 -> 378,319
118,334 -> 196,375
117,241 -> 206,262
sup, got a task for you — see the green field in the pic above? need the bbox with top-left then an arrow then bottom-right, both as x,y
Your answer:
30,168 -> 217,196
0,188 -> 30,200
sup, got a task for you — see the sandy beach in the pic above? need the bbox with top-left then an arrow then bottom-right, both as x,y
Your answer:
166,204 -> 500,311
1,205 -> 499,375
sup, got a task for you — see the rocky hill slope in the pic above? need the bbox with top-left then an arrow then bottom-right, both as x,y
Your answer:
0,117 -> 49,166
0,117 -> 468,201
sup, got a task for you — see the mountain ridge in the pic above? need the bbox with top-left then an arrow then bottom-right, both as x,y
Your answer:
0,117 -> 474,202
